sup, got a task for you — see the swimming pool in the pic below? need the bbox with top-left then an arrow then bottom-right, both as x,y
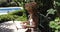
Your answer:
0,7 -> 23,13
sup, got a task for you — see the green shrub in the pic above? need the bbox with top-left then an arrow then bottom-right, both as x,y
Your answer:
0,14 -> 19,22
0,9 -> 27,23
49,17 -> 60,32
15,12 -> 27,21
15,16 -> 27,21
9,9 -> 27,21
8,10 -> 25,16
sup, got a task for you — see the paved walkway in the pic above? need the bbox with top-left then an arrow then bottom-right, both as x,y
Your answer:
0,21 -> 27,32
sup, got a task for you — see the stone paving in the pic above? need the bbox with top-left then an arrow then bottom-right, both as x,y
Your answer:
0,21 -> 28,32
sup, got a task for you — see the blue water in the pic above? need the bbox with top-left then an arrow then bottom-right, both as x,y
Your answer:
0,7 -> 21,13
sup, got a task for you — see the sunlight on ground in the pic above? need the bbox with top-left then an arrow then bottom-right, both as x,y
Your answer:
0,21 -> 28,32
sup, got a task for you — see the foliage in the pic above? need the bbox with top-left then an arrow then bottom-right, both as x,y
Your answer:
47,9 -> 56,15
49,17 -> 60,32
14,10 -> 27,21
0,15 -> 19,22
49,0 -> 60,30
55,0 -> 60,6
46,9 -> 56,17
8,10 -> 25,16
49,1 -> 60,32
0,0 -> 31,7
13,0 -> 31,7
0,9 -> 27,23
15,16 -> 27,21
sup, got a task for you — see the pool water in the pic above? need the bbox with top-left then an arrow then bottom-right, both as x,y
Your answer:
0,7 -> 23,13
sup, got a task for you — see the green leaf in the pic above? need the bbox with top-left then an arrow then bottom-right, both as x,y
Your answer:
55,30 -> 58,32
56,2 -> 60,6
55,17 -> 60,22
49,21 -> 58,28
55,25 -> 60,29
47,9 -> 56,14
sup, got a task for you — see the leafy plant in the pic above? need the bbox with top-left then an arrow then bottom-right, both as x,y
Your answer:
8,10 -> 25,16
46,9 -> 56,17
0,9 -> 27,23
15,12 -> 27,21
49,17 -> 60,32
0,14 -> 19,22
